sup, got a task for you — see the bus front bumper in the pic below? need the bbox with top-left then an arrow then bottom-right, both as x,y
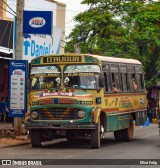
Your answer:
25,122 -> 97,130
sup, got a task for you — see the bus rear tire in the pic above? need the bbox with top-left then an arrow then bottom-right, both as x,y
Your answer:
114,130 -> 122,142
114,118 -> 134,142
122,119 -> 134,141
30,129 -> 42,148
91,119 -> 101,149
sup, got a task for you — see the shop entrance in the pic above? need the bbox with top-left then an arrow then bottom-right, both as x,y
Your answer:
0,58 -> 13,122
0,59 -> 9,98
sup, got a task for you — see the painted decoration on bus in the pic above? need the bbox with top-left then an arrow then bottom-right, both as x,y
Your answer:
23,26 -> 62,63
43,56 -> 81,63
31,76 -> 61,89
29,17 -> 46,28
30,66 -> 60,76
64,65 -> 101,74
41,91 -> 74,97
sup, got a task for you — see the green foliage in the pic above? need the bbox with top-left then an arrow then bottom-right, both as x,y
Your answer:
65,0 -> 160,87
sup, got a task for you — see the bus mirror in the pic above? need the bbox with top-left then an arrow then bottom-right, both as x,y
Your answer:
99,76 -> 104,88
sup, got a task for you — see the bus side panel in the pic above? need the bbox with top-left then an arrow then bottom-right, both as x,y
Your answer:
106,113 -> 131,132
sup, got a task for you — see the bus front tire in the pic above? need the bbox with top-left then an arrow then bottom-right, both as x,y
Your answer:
30,129 -> 42,148
91,119 -> 101,149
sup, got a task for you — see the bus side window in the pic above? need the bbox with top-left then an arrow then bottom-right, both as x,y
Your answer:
128,74 -> 137,91
104,72 -> 111,92
121,73 -> 128,91
135,66 -> 145,91
140,74 -> 145,90
111,73 -> 119,92
111,72 -> 120,92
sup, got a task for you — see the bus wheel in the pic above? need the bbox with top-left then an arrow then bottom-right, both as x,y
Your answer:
30,129 -> 42,148
91,119 -> 101,149
114,130 -> 122,142
114,119 -> 134,142
124,119 -> 134,141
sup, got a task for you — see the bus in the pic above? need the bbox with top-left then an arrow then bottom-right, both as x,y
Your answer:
25,54 -> 148,148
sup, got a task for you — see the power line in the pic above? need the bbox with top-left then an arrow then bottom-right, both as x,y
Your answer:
65,19 -> 74,24
0,5 -> 15,17
0,21 -> 9,46
2,0 -> 16,14
8,3 -> 83,13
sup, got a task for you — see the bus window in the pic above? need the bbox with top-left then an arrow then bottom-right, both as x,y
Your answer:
104,72 -> 112,92
30,65 -> 61,90
111,72 -> 120,92
64,76 -> 97,89
31,76 -> 61,89
128,73 -> 137,91
64,64 -> 101,89
137,73 -> 145,91
121,73 -> 128,91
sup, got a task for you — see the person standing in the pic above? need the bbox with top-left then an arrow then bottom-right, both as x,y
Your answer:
0,97 -> 8,122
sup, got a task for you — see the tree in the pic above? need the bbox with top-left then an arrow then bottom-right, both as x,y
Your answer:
65,0 -> 160,87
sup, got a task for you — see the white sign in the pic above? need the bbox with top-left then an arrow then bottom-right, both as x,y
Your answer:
23,26 -> 62,63
29,17 -> 46,28
10,70 -> 25,109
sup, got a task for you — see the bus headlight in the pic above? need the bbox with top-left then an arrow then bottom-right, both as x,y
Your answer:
30,111 -> 38,119
77,110 -> 86,119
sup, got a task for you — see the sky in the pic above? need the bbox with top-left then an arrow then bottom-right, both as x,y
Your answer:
6,0 -> 87,37
57,0 -> 88,37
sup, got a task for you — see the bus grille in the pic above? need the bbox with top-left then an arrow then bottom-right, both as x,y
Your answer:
39,108 -> 78,120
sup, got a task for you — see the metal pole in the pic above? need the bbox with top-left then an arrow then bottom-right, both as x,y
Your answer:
14,0 -> 24,136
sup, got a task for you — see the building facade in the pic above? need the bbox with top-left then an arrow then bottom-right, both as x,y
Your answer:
0,0 -> 66,98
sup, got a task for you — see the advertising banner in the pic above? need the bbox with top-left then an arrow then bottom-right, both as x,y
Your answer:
23,11 -> 53,34
9,60 -> 28,117
23,26 -> 62,63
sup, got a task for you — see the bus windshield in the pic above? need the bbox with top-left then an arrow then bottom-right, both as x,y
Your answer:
64,76 -> 98,89
30,66 -> 61,90
64,64 -> 101,89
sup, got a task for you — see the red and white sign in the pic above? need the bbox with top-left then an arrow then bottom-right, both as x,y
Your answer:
29,17 -> 46,28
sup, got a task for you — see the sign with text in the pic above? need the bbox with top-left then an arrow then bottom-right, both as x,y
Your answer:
23,26 -> 62,63
43,56 -> 81,63
9,60 -> 28,117
23,11 -> 53,34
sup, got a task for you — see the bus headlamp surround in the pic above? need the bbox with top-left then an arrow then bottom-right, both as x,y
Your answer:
77,110 -> 86,119
30,111 -> 38,119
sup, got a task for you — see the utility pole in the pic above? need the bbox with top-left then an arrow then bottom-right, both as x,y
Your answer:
14,0 -> 24,136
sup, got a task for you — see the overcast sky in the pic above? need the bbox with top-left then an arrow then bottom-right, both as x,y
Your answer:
57,0 -> 88,37
6,0 -> 87,36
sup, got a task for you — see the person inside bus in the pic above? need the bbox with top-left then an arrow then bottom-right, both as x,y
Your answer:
132,78 -> 138,91
80,77 -> 96,89
112,82 -> 119,92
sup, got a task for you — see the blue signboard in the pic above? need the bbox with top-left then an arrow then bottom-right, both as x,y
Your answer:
9,60 -> 28,117
23,11 -> 53,35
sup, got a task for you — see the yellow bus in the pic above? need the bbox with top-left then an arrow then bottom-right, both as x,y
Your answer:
25,54 -> 147,148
